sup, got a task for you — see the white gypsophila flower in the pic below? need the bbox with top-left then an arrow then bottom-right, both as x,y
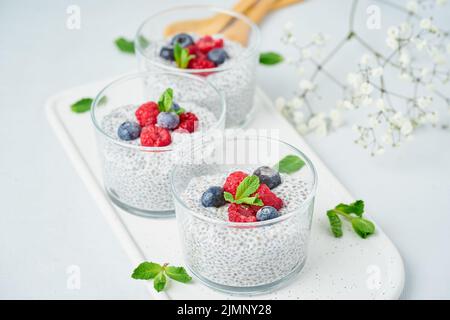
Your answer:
292,110 -> 305,123
291,97 -> 304,108
413,38 -> 427,51
315,123 -> 328,136
375,147 -> 385,155
406,1 -> 419,13
426,112 -> 439,124
399,51 -> 411,67
391,112 -> 405,127
301,48 -> 312,59
347,72 -> 362,88
330,109 -> 342,128
421,68 -> 429,77
352,124 -> 360,133
400,120 -> 413,136
297,66 -> 305,76
387,26 -> 399,38
382,133 -> 393,145
362,97 -> 373,106
359,82 -> 373,95
284,21 -> 294,32
375,99 -> 386,111
360,54 -> 371,65
420,18 -> 432,30
430,48 -> 446,64
399,72 -> 412,81
399,22 -> 412,37
308,112 -> 325,129
312,33 -> 325,46
299,79 -> 314,91
275,97 -> 286,111
386,37 -> 399,50
370,67 -> 383,77
417,96 -> 433,109
343,100 -> 355,110
296,123 -> 309,135
436,0 -> 448,5
368,116 -> 379,128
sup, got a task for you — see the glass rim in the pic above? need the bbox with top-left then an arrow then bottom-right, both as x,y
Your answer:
90,71 -> 227,152
134,4 -> 261,74
170,136 -> 318,227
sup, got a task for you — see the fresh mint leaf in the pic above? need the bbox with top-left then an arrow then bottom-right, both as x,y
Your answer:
131,262 -> 162,280
70,98 -> 92,113
223,192 -> 235,203
335,200 -> 364,217
275,155 -> 305,174
174,43 -> 195,69
327,210 -> 343,238
153,271 -> 167,292
351,218 -> 375,239
165,266 -> 192,283
235,175 -> 260,200
158,88 -> 173,112
115,37 -> 135,54
259,52 -> 284,65
235,196 -> 264,206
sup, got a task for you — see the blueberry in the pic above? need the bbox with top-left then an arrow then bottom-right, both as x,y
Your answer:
170,33 -> 194,48
256,206 -> 280,221
171,102 -> 180,112
159,46 -> 174,61
253,166 -> 281,189
157,112 -> 179,130
207,48 -> 228,66
117,121 -> 141,141
201,186 -> 226,208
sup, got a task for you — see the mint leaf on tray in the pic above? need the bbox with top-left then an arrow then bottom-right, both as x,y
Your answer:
115,37 -> 135,54
259,52 -> 284,65
132,262 -> 192,293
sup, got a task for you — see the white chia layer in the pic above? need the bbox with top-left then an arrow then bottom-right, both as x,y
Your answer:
176,169 -> 313,288
99,104 -> 218,212
138,37 -> 257,128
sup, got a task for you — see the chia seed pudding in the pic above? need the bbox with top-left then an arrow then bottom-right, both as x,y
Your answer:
136,7 -> 260,128
91,72 -> 225,217
172,141 -> 317,293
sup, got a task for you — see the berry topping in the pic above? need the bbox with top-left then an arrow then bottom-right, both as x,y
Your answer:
157,112 -> 180,130
188,57 -> 216,71
159,46 -> 174,61
195,35 -> 224,54
228,203 -> 258,223
201,186 -> 226,208
171,102 -> 180,112
253,166 -> 282,189
207,48 -> 228,66
117,121 -> 141,141
170,33 -> 194,48
140,125 -> 172,147
255,184 -> 284,210
135,102 -> 160,127
176,112 -> 199,133
256,206 -> 280,221
223,171 -> 248,197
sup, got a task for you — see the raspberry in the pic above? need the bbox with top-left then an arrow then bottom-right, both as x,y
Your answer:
223,171 -> 248,197
255,184 -> 284,210
195,35 -> 223,54
176,112 -> 199,133
140,125 -> 172,147
228,203 -> 257,223
135,102 -> 159,127
188,57 -> 215,76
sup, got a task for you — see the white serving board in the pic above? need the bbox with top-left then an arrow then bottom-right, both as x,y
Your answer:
46,78 -> 405,300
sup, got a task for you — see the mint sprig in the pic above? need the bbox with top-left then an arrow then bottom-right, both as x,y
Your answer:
274,155 -> 305,174
326,200 -> 375,239
174,43 -> 195,69
158,88 -> 173,112
115,37 -> 135,54
70,96 -> 107,113
259,52 -> 284,65
224,175 -> 264,206
132,262 -> 192,293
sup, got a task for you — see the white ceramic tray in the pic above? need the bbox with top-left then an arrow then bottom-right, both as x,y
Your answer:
46,78 -> 405,300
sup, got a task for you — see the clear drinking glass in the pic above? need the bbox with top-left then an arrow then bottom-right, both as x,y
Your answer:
171,135 -> 317,294
91,72 -> 226,218
135,5 -> 260,128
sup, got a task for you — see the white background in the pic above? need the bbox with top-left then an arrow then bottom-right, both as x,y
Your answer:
0,0 -> 449,299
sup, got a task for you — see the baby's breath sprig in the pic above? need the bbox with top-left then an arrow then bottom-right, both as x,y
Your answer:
278,0 -> 450,155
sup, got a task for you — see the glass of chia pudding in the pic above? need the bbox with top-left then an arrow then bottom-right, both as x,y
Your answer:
91,72 -> 226,218
171,135 -> 317,294
135,5 -> 260,128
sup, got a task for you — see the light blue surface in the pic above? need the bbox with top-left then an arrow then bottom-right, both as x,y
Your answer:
1,0 -> 449,299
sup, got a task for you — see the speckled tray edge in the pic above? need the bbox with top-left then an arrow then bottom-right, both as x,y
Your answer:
45,78 -> 405,300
